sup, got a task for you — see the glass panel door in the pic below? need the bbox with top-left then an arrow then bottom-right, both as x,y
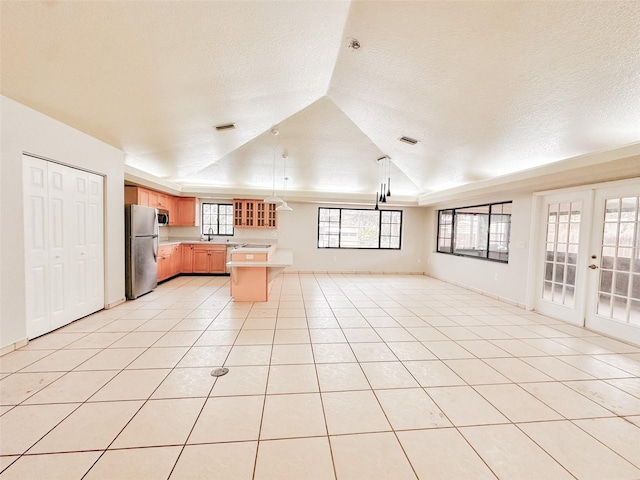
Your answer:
586,184 -> 640,345
534,191 -> 593,325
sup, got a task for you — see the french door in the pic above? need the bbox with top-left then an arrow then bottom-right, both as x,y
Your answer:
534,180 -> 640,345
585,184 -> 640,345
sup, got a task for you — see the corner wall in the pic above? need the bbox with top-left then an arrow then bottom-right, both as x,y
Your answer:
1,96 -> 126,351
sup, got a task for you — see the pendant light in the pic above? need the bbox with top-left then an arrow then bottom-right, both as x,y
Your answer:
264,129 -> 283,204
276,156 -> 293,211
375,155 -> 392,208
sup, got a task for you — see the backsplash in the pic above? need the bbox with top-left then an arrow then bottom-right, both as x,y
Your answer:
161,225 -> 278,243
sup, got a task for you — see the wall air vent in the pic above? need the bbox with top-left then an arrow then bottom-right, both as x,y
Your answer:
215,123 -> 236,131
399,136 -> 418,145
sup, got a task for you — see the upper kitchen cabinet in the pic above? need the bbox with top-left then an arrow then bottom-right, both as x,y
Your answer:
175,197 -> 198,226
125,185 -> 150,206
234,199 -> 277,229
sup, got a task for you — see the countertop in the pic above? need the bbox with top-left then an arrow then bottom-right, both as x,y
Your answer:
159,239 -> 269,248
226,248 -> 293,267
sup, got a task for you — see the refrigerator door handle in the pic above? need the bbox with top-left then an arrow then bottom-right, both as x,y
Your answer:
152,236 -> 158,261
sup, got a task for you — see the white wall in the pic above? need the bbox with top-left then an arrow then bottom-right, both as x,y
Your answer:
276,201 -> 428,273
1,96 -> 125,351
425,192 -> 533,306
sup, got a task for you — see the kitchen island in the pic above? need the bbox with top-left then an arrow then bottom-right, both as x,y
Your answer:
227,244 -> 293,302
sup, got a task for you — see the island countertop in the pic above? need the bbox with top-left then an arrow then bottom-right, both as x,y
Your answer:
226,248 -> 293,267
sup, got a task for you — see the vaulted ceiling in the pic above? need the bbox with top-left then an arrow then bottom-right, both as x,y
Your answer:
2,1 -> 639,204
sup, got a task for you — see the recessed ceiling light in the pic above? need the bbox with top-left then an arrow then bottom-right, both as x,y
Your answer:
399,136 -> 418,145
215,123 -> 235,131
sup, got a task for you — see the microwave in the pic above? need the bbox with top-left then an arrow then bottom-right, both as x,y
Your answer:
157,209 -> 170,226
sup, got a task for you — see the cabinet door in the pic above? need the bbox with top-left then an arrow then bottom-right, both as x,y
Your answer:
192,249 -> 211,273
181,244 -> 194,273
244,200 -> 255,227
177,197 -> 197,226
139,188 -> 150,207
157,246 -> 171,281
256,202 -> 266,227
170,244 -> 181,276
234,200 -> 245,227
148,190 -> 159,208
266,203 -> 278,228
167,196 -> 177,225
210,250 -> 226,273
158,193 -> 169,210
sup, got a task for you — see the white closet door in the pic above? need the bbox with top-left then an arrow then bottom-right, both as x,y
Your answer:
22,156 -> 51,338
23,155 -> 105,338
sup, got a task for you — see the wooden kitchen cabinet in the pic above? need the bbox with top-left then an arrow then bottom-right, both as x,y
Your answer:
157,245 -> 172,281
181,244 -> 194,273
233,199 -> 277,228
125,185 -> 151,207
192,245 -> 227,274
169,244 -> 181,276
175,197 -> 198,226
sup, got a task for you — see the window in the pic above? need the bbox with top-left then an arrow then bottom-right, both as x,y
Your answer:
318,208 -> 402,249
437,201 -> 512,262
201,203 -> 234,235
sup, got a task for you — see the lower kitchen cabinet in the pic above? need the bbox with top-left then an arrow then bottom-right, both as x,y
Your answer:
181,244 -> 194,273
192,245 -> 227,274
157,244 -> 182,281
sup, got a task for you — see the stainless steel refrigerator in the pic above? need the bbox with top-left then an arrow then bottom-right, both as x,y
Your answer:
125,204 -> 159,299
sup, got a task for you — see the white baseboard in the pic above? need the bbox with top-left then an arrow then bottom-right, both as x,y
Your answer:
424,273 -> 526,309
105,298 -> 126,309
0,337 -> 29,357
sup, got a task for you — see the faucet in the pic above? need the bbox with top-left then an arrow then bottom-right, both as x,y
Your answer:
206,227 -> 213,241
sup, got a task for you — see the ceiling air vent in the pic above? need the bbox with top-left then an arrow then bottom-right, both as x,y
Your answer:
399,136 -> 418,145
215,123 -> 236,131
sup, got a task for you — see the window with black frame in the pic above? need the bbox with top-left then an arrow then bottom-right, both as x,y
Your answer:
318,207 -> 402,249
201,203 -> 234,236
437,201 -> 511,262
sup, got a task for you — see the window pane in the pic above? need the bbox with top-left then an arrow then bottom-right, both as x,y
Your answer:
318,208 -> 401,250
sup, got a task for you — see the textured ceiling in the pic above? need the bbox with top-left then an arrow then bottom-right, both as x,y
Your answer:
2,1 -> 639,203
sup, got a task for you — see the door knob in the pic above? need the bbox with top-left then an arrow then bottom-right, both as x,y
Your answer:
588,264 -> 598,270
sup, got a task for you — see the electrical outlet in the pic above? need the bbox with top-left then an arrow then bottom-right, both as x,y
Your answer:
494,274 -> 499,281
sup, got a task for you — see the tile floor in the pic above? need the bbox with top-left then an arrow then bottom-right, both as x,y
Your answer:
1,273 -> 640,479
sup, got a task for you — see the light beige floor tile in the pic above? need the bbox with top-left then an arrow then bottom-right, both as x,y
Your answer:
360,361 -> 419,389
189,395 -> 263,443
521,357 -> 595,381
489,339 -> 546,357
277,308 -> 306,318
398,428 -> 497,480
276,317 -> 308,329
273,329 -> 311,344
403,360 -> 466,387
331,432 -> 417,480
444,359 -> 511,385
387,342 -> 436,361
150,308 -> 191,320
84,445 -> 181,479
312,343 -> 356,363
437,326 -> 481,341
267,364 -> 318,394
309,328 -> 347,344
307,317 -> 341,328
242,317 -> 277,329
0,372 -> 64,405
20,333 -> 87,351
625,415 -> 640,427
110,331 -> 165,348
171,442 -> 257,479
0,350 -> 56,374
342,328 -> 382,343
209,365 -> 269,396
153,330 -> 202,347
73,348 -> 145,370
29,400 -> 142,453
374,327 -> 415,342
453,340 -> 511,358
556,355 -> 635,378
350,342 -> 397,362
483,357 -> 553,383
22,349 -> 101,372
422,341 -> 475,359
172,317 -> 214,331
176,345 -> 231,367
271,344 -> 314,364
366,316 -> 401,327
520,382 -> 617,419
98,319 -> 149,332
406,327 -> 448,342
111,397 -> 205,448
564,380 -> 640,415
225,345 -> 272,366
426,386 -> 508,426
125,346 -> 189,369
233,329 -> 274,345
0,455 -> 18,471
90,368 -> 169,401
520,420 -> 640,480
151,367 -> 217,398
596,354 -> 640,376
23,370 -> 118,404
195,329 -> 240,346
461,424 -> 572,480
375,388 -> 451,430
605,378 -> 640,398
0,451 -> 100,480
260,392 -> 326,439
255,437 -> 334,480
474,384 -> 563,423
465,325 -> 516,340
520,338 -> 582,355
0,403 -> 78,455
66,332 -> 127,348
322,390 -> 390,435
574,417 -> 640,468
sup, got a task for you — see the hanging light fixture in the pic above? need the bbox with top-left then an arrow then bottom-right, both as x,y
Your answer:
264,129 -> 283,204
375,155 -> 391,206
276,156 -> 293,211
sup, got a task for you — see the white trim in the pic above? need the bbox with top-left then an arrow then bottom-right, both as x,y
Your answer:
0,338 -> 29,357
